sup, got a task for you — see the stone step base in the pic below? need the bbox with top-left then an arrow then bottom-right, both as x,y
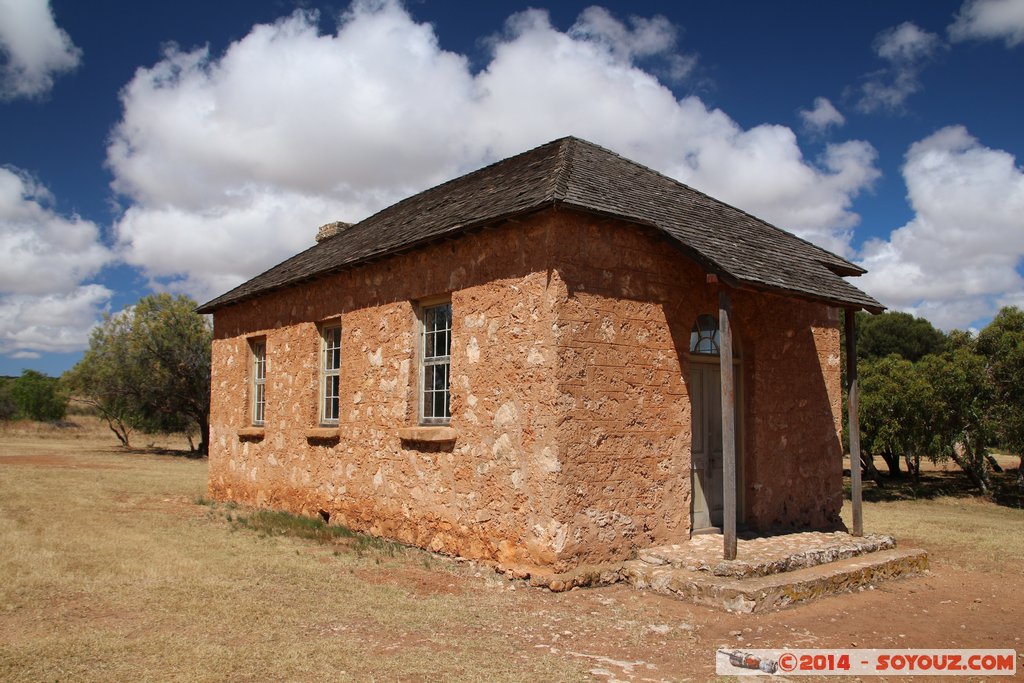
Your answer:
637,532 -> 897,578
622,547 -> 929,613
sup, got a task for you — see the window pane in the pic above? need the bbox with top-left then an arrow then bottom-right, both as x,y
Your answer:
421,303 -> 451,422
251,340 -> 266,425
321,325 -> 341,423
424,330 -> 435,358
254,383 -> 264,424
689,314 -> 721,355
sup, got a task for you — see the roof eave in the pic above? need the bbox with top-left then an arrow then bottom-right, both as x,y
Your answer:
195,200 -> 565,315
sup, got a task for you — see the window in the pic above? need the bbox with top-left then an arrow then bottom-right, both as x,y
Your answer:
420,301 -> 451,424
250,339 -> 266,426
689,314 -> 720,355
320,324 -> 341,425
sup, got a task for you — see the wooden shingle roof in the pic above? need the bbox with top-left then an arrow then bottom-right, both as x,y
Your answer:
197,136 -> 883,314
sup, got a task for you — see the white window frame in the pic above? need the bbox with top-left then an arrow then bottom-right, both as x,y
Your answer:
320,323 -> 342,426
250,338 -> 266,426
418,300 -> 451,425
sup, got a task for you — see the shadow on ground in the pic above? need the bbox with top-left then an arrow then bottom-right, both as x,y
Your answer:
121,446 -> 207,460
844,467 -> 1022,508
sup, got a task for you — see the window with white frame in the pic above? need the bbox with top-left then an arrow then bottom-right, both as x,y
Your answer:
420,302 -> 451,424
250,339 -> 266,426
320,324 -> 341,425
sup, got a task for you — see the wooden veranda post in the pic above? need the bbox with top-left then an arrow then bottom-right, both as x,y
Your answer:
845,309 -> 863,537
719,290 -> 737,560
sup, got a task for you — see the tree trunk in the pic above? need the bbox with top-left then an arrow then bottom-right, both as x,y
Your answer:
880,450 -> 902,477
905,452 -> 920,483
197,413 -> 209,456
909,454 -> 925,481
985,453 -> 1003,473
950,447 -> 989,495
860,451 -> 886,488
104,417 -> 130,447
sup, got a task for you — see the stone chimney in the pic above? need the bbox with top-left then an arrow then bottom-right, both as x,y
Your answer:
316,221 -> 352,243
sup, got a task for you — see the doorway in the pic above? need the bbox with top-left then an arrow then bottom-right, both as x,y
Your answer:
688,315 -> 742,534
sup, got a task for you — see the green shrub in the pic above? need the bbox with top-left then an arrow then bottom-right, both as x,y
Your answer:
10,370 -> 67,422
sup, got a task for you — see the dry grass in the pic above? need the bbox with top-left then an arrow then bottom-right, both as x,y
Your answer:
842,495 -> 1024,573
0,421 -> 591,682
2,420 -> 1022,681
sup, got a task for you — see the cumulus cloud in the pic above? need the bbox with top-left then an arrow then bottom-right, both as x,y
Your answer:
949,0 -> 1024,46
0,167 -> 112,356
108,1 -> 879,300
0,168 -> 111,294
858,127 -> 1024,330
800,97 -> 845,133
0,286 -> 112,356
567,6 -> 696,81
856,22 -> 943,113
0,0 -> 81,100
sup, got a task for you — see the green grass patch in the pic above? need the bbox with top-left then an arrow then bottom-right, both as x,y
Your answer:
226,507 -> 404,556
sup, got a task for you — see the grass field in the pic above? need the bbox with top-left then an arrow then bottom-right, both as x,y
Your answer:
1,418 -> 1022,681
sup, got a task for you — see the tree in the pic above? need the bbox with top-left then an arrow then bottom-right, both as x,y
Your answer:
0,379 -> 16,421
9,370 -> 68,422
64,294 -> 212,453
64,309 -> 147,446
918,348 -> 996,494
130,294 -> 212,453
857,311 -> 948,363
859,355 -> 935,479
976,306 -> 1024,491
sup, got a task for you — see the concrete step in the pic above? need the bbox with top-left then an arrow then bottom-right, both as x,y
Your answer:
623,547 -> 929,613
636,532 -> 897,578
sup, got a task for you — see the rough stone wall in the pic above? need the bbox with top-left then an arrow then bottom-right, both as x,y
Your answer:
548,215 -> 697,567
209,216 -> 567,569
208,206 -> 846,572
738,296 -> 844,530
544,214 -> 844,566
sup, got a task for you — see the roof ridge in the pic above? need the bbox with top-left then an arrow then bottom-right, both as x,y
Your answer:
551,136 -> 575,201
197,135 -> 882,314
340,137 -> 570,232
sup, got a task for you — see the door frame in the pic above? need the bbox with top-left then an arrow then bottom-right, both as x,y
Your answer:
689,353 -> 745,535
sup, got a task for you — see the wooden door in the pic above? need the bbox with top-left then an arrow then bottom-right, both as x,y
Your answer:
690,362 -> 740,532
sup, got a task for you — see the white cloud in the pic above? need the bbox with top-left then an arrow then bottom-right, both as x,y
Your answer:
800,97 -> 845,133
108,1 -> 879,301
0,167 -> 111,295
0,167 -> 112,357
0,286 -> 112,356
567,6 -> 696,81
0,0 -> 81,100
949,0 -> 1024,46
856,22 -> 943,113
875,22 -> 943,62
858,126 -> 1024,330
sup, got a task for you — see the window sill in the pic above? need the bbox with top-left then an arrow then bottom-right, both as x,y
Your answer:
397,426 -> 457,443
237,427 -> 265,440
305,427 -> 340,440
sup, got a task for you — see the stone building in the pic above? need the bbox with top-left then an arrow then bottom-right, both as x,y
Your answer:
197,137 -> 882,574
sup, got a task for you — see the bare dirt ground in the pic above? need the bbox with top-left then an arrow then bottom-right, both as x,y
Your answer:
0,419 -> 1021,681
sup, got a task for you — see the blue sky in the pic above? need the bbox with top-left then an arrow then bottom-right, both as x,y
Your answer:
1,0 -> 1023,376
